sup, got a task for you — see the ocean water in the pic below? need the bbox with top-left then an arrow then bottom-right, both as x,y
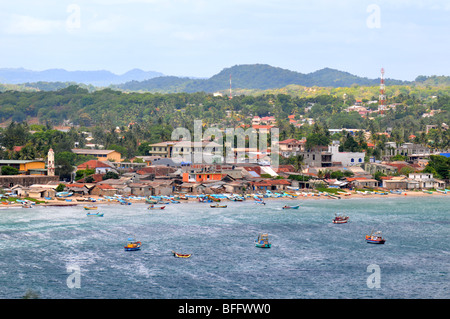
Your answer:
0,196 -> 448,299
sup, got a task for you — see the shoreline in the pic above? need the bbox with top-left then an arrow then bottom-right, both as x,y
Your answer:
1,190 -> 448,209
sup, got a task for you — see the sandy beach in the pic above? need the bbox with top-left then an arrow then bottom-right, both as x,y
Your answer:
1,189 -> 447,209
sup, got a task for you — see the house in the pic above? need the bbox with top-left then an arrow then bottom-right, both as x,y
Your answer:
362,162 -> 397,176
182,172 -> 225,183
0,160 -> 47,175
381,176 -> 420,190
147,140 -> 222,162
89,184 -> 117,196
224,180 -> 251,193
328,141 -> 365,167
71,149 -> 122,162
250,179 -> 291,192
408,173 -> 438,189
299,146 -> 332,168
277,139 -> 305,157
129,183 -> 153,197
77,160 -> 116,174
346,177 -> 379,189
66,183 -> 91,195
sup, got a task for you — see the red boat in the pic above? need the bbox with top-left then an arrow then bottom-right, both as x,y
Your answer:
332,214 -> 349,224
366,231 -> 386,244
148,205 -> 165,210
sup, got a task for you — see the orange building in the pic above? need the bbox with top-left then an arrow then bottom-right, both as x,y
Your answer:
182,172 -> 224,183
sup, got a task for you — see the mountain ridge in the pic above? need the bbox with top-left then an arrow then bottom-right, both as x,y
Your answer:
115,64 -> 411,93
0,67 -> 164,86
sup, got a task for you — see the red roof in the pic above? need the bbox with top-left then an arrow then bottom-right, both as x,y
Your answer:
77,160 -> 114,170
346,177 -> 369,182
252,125 -> 275,130
95,184 -> 115,189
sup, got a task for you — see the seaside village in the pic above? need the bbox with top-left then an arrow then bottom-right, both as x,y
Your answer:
0,123 -> 449,205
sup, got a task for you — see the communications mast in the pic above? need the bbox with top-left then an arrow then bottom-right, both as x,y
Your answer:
379,68 -> 386,111
229,74 -> 232,99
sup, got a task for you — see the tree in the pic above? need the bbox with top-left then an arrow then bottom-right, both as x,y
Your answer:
1,166 -> 19,175
103,171 -> 119,180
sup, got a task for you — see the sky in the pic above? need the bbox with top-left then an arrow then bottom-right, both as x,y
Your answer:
0,0 -> 449,81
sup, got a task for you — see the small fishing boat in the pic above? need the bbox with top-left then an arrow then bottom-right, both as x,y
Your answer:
172,251 -> 191,258
255,233 -> 271,248
147,205 -> 165,210
282,205 -> 299,210
255,201 -> 266,205
84,206 -> 98,210
207,195 -> 221,202
124,238 -> 141,251
210,204 -> 227,208
332,213 -> 349,224
22,204 -> 33,208
365,230 -> 386,244
86,212 -> 104,217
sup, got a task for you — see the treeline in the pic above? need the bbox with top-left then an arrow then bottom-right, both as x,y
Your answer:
0,85 -> 449,157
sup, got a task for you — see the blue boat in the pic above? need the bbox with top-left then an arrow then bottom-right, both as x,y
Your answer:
124,238 -> 141,251
365,230 -> 385,244
282,205 -> 300,210
255,233 -> 271,248
86,212 -> 104,217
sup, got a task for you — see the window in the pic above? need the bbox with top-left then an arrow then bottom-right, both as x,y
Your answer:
358,158 -> 362,162
351,158 -> 355,162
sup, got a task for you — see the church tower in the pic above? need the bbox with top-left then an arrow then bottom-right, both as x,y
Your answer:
47,148 -> 55,176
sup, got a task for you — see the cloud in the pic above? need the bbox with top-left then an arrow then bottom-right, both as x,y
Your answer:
3,14 -> 64,35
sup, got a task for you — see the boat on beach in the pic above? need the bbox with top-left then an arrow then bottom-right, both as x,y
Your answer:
255,201 -> 266,205
282,205 -> 299,210
255,233 -> 271,248
124,238 -> 141,251
172,251 -> 191,258
365,230 -> 386,244
84,206 -> 98,210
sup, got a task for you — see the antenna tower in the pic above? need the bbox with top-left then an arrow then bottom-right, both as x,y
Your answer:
379,68 -> 386,111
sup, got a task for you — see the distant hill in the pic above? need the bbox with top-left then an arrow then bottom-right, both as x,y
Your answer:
115,64 -> 410,93
0,68 -> 164,87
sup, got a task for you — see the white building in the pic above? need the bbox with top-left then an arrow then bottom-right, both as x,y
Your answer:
328,141 -> 365,167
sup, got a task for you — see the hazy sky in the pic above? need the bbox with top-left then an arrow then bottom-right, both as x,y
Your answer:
0,0 -> 449,80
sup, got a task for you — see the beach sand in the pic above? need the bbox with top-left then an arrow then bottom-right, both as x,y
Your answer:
1,190 -> 445,209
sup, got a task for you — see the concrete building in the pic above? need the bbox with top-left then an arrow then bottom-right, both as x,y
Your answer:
71,149 -> 122,162
328,141 -> 365,167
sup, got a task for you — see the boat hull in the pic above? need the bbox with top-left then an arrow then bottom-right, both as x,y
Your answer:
86,213 -> 103,217
255,243 -> 271,248
332,219 -> 348,224
366,239 -> 385,244
172,251 -> 191,258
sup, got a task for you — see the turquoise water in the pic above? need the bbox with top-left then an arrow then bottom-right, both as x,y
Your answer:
0,196 -> 448,299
